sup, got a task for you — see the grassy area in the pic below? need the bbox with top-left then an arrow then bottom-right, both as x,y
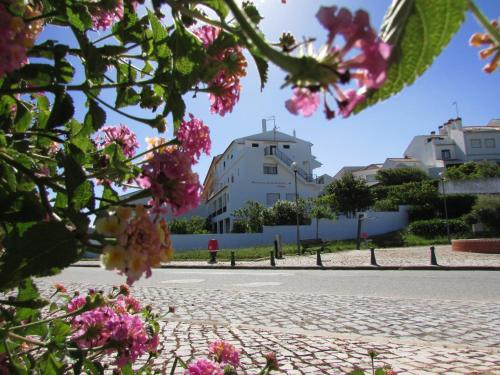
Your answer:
172,231 -> 463,261
173,241 -> 356,261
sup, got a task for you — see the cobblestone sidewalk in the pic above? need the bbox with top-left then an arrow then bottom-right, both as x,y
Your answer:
34,282 -> 500,374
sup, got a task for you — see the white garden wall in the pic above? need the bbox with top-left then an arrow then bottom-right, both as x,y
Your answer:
172,206 -> 408,251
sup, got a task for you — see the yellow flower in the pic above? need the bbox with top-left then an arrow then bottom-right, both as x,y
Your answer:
100,245 -> 127,270
95,216 -> 126,237
116,206 -> 132,221
127,252 -> 148,281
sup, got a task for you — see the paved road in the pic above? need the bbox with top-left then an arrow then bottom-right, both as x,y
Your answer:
38,268 -> 500,374
55,267 -> 500,301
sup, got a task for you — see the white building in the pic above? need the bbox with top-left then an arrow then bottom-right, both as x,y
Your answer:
333,118 -> 500,184
202,122 -> 332,233
404,118 -> 500,176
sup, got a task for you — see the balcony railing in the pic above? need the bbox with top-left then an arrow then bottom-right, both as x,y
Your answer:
264,146 -> 316,182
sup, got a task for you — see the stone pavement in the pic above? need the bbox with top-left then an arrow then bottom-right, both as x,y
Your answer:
34,281 -> 500,374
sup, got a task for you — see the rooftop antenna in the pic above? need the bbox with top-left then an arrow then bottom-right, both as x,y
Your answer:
452,101 -> 460,118
264,115 -> 278,143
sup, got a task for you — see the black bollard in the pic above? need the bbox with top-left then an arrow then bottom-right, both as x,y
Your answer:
316,249 -> 323,267
370,247 -> 378,266
230,251 -> 236,267
430,246 -> 438,266
274,240 -> 279,259
270,250 -> 276,267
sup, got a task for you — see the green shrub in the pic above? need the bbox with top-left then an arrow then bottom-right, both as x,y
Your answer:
407,218 -> 470,237
170,216 -> 210,234
407,204 -> 437,222
444,161 -> 500,180
464,195 -> 500,234
436,194 -> 476,219
231,221 -> 247,233
375,167 -> 429,186
372,198 -> 399,211
372,180 -> 439,206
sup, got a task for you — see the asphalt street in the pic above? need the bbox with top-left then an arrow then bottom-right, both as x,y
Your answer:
47,267 -> 500,302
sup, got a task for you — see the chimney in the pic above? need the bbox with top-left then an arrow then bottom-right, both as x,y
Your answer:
261,119 -> 267,133
293,129 -> 296,138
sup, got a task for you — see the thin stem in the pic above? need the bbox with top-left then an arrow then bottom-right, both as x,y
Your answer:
8,332 -> 48,347
469,1 -> 500,45
24,11 -> 57,22
167,2 -> 235,33
128,139 -> 178,161
223,0 -> 301,74
86,92 -> 159,126
7,307 -> 84,332
0,78 -> 154,95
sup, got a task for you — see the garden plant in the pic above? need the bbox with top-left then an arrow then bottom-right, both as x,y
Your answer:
0,0 -> 497,372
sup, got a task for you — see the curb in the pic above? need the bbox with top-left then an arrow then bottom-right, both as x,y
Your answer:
71,263 -> 500,271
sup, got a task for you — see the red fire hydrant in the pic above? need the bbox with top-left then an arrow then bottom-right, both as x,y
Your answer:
208,239 -> 219,264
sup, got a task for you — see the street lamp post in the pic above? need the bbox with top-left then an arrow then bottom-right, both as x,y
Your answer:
439,172 -> 451,244
291,162 -> 301,255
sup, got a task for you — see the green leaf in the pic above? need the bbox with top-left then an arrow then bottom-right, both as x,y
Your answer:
73,181 -> 94,211
14,102 -> 33,132
348,370 -> 365,375
375,369 -> 386,375
14,278 -> 41,322
55,59 -> 75,84
84,99 -> 106,131
357,0 -> 469,112
148,10 -> 172,60
0,222 -> 80,290
17,64 -> 54,86
250,49 -> 268,91
51,320 -> 71,344
66,2 -> 92,32
47,90 -> 75,128
199,0 -> 228,19
99,185 -> 119,209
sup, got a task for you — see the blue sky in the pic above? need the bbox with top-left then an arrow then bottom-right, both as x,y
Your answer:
41,1 -> 499,183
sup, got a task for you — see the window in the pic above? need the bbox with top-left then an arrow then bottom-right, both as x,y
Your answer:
263,163 -> 278,174
283,144 -> 290,149
266,193 -> 280,206
252,143 -> 259,147
286,193 -> 296,201
223,161 -> 226,168
441,149 -> 451,160
231,175 -> 234,183
471,139 -> 482,148
485,138 -> 496,148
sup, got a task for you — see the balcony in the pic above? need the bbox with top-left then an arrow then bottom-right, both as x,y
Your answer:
264,146 -> 319,183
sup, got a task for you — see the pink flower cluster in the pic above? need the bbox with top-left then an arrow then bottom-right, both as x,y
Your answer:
96,124 -> 140,158
90,0 -> 124,30
194,25 -> 247,116
177,114 -> 211,161
285,6 -> 392,119
0,1 -> 43,77
139,114 -> 209,216
96,206 -> 174,284
69,293 -> 157,368
139,148 -> 202,216
184,340 -> 241,375
209,340 -> 240,367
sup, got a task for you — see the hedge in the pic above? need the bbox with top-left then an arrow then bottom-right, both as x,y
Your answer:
407,218 -> 470,237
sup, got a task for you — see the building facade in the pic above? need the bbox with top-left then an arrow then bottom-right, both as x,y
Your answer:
202,124 -> 332,233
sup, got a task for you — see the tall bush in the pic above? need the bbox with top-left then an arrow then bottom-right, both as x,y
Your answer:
376,167 -> 429,186
324,173 -> 373,216
464,195 -> 500,234
407,218 -> 470,237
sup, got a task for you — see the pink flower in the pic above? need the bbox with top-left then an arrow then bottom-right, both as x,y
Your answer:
337,89 -> 366,118
184,358 -> 224,375
194,25 -> 247,116
67,295 -> 87,312
96,124 -> 139,158
286,6 -> 391,119
285,88 -> 320,117
209,340 -> 240,367
177,114 -> 211,161
469,19 -> 500,74
139,148 -> 202,216
0,3 -> 43,77
90,0 -> 124,30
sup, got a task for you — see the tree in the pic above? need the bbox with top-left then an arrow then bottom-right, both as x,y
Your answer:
269,199 -> 309,225
324,173 -> 374,216
309,196 -> 336,239
232,201 -> 269,233
375,167 -> 429,186
464,195 -> 500,234
445,161 -> 500,180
